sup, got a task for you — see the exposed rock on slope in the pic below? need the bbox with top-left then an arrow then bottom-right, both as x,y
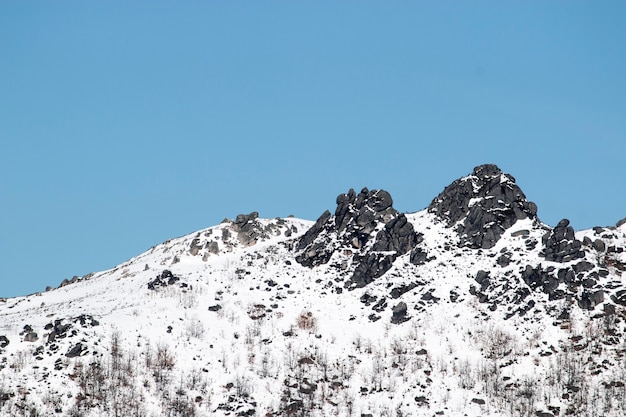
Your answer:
296,187 -> 424,288
428,164 -> 538,249
541,218 -> 584,262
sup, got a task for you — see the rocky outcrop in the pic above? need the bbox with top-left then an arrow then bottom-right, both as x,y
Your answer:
391,301 -> 409,324
428,164 -> 538,249
541,219 -> 584,262
296,188 -> 424,288
187,214 -> 301,259
372,214 -> 421,253
66,342 -> 87,358
231,212 -> 262,246
147,270 -> 183,291
296,210 -> 333,268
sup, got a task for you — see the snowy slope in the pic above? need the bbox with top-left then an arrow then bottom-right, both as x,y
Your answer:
1,164 -> 625,417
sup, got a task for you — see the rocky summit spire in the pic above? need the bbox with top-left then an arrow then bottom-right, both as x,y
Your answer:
428,164 -> 538,249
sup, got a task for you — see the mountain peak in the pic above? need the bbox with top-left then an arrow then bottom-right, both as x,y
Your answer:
428,164 -> 538,249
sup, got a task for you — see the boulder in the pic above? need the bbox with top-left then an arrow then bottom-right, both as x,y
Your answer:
66,342 -> 86,358
24,332 -> 38,342
578,290 -> 604,310
391,301 -> 409,324
475,270 -> 491,290
592,239 -> 606,252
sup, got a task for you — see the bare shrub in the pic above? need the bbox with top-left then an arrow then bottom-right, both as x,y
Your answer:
296,311 -> 317,332
185,318 -> 205,340
156,343 -> 176,371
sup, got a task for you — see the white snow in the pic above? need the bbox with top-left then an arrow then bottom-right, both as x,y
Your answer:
0,211 -> 624,417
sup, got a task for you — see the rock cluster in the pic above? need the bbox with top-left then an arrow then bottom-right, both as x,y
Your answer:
231,212 -> 263,246
475,258 -> 606,313
541,219 -> 584,262
147,270 -> 181,291
230,212 -> 299,246
188,214 -> 300,260
296,188 -> 424,288
391,302 -> 409,324
428,164 -> 538,249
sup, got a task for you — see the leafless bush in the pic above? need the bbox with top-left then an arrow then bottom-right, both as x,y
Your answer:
484,327 -> 516,359
457,358 -> 475,389
153,343 -> 176,388
296,311 -> 317,332
185,319 -> 205,340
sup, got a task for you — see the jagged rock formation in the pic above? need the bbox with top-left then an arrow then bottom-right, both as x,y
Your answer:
296,188 -> 424,288
428,164 -> 538,249
541,219 -> 584,262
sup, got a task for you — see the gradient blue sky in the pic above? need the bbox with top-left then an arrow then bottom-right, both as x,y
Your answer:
1,2 -> 625,298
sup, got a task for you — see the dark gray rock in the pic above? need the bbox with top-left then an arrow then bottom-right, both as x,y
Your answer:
511,229 -> 530,237
189,238 -> 202,256
592,239 -> 606,252
350,253 -> 396,288
521,266 -> 559,296
415,396 -> 429,405
295,210 -> 333,267
475,270 -> 491,290
582,278 -> 597,288
234,212 -> 259,227
410,248 -> 429,265
496,253 -> 511,267
296,188 -> 425,288
557,268 -> 576,285
391,301 -> 409,324
541,219 -> 584,262
147,270 -> 180,291
46,319 -> 72,344
390,283 -> 418,299
578,290 -> 604,310
428,164 -> 538,249
611,289 -> 626,306
66,342 -> 86,358
74,314 -> 100,328
360,293 -> 377,306
573,261 -> 594,273
0,335 -> 8,349
372,214 -> 422,254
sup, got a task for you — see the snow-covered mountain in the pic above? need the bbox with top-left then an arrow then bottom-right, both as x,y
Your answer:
1,164 -> 625,417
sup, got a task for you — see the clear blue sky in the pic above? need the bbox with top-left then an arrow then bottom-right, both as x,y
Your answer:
1,2 -> 624,298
